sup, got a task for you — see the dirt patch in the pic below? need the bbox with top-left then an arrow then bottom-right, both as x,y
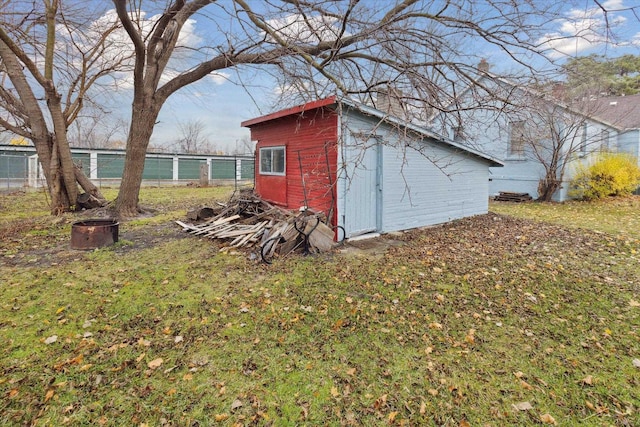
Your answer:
1,220 -> 187,268
339,233 -> 407,256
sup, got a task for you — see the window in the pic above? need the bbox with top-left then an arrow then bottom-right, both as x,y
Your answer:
600,129 -> 611,152
509,121 -> 525,157
259,146 -> 285,175
579,123 -> 588,154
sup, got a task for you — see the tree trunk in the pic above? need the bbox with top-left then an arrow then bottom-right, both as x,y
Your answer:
74,165 -> 107,204
537,177 -> 561,202
46,86 -> 78,208
116,105 -> 160,217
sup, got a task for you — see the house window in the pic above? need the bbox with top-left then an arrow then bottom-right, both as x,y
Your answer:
259,146 -> 285,175
600,129 -> 610,151
580,123 -> 588,154
509,121 -> 525,157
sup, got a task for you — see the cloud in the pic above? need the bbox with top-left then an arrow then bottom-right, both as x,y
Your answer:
537,2 -> 629,58
265,14 -> 342,44
208,72 -> 231,85
57,8 -> 213,91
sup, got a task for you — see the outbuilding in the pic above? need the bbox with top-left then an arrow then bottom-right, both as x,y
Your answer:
241,96 -> 502,239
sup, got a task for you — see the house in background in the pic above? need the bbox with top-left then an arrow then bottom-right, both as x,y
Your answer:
587,94 -> 640,159
431,69 -> 640,202
241,96 -> 502,239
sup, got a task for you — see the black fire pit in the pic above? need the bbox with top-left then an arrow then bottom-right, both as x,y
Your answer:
71,219 -> 119,250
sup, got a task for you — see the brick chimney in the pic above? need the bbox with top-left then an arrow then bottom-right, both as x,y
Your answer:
551,82 -> 566,101
376,87 -> 406,119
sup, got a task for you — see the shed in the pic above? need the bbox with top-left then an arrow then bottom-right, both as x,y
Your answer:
242,96 -> 502,239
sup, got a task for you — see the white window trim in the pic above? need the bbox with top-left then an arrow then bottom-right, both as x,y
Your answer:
508,120 -> 525,158
259,146 -> 286,176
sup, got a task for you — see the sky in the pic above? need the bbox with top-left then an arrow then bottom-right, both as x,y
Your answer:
90,0 -> 640,153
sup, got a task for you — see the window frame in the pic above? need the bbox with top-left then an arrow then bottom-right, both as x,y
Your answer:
259,146 -> 286,176
600,129 -> 611,152
508,120 -> 525,158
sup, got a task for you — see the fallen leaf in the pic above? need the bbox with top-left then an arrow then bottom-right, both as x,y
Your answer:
174,336 -> 183,344
44,389 -> 54,403
629,299 -> 640,307
147,358 -> 163,370
513,371 -> 524,378
633,359 -> 640,368
428,388 -> 438,396
512,401 -> 533,411
231,399 -> 243,411
419,400 -> 426,414
214,414 -> 229,421
465,329 -> 475,344
331,386 -> 340,398
8,389 -> 19,398
581,375 -> 594,386
459,420 -> 471,427
166,388 -> 176,396
346,367 -> 356,376
540,413 -> 557,425
520,380 -> 534,390
44,335 -> 58,345
388,411 -> 399,422
136,353 -> 146,363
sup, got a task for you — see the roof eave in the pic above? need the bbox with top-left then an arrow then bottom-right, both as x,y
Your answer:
241,96 -> 337,127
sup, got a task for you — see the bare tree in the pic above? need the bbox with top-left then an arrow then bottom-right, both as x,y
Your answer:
110,0 -> 590,216
174,119 -> 213,153
68,111 -> 128,149
232,136 -> 254,156
508,93 -> 612,201
0,0 -> 129,213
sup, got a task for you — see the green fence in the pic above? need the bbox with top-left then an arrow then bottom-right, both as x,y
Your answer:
0,147 -> 254,189
0,151 -> 29,189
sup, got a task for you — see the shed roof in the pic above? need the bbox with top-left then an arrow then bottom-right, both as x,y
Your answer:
242,96 -> 503,167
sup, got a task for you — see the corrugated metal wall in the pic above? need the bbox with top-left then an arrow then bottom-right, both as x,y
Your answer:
0,146 -> 254,188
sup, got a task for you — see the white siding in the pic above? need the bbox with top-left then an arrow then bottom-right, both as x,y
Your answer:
338,110 -> 492,236
379,136 -> 490,232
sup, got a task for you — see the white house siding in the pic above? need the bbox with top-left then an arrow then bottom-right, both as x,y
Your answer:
618,130 -> 640,160
338,110 -> 492,237
433,77 -> 639,202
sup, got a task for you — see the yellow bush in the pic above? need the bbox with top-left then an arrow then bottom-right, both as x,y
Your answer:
570,153 -> 640,200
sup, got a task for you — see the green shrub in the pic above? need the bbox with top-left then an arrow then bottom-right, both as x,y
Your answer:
570,152 -> 640,200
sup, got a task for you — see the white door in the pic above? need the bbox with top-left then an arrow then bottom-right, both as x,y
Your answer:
343,137 -> 380,237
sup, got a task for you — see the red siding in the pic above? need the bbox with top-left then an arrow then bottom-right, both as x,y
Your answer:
249,107 -> 338,226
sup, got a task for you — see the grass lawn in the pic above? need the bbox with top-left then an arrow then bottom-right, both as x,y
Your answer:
1,188 -> 639,426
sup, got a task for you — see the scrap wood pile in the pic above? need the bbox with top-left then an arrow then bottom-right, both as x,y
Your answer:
175,190 -> 338,262
493,191 -> 533,202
